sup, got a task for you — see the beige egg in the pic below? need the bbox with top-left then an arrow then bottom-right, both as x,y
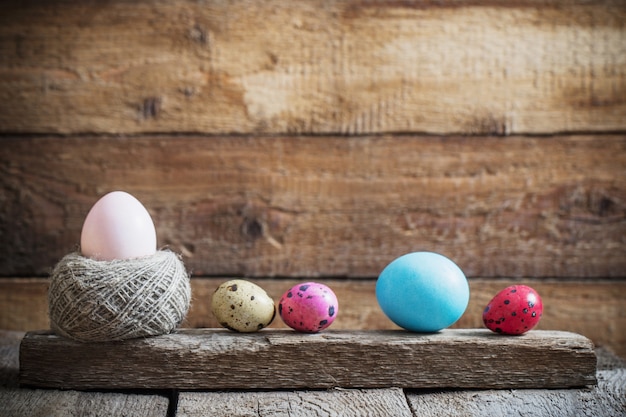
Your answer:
211,279 -> 276,332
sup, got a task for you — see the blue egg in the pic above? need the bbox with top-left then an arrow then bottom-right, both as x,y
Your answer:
376,252 -> 469,332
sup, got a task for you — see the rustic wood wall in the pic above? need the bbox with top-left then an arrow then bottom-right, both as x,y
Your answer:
0,1 -> 624,356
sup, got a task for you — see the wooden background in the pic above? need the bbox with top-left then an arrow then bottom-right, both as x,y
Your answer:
0,0 -> 624,357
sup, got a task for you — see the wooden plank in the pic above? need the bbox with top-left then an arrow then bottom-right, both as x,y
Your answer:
0,279 -> 48,331
406,347 -> 626,416
597,346 -> 626,371
3,333 -> 167,417
0,389 -> 170,417
2,278 -> 625,358
2,334 -> 623,417
177,389 -> 413,417
0,1 -> 624,135
0,330 -> 23,388
0,333 -> 170,417
18,329 -> 597,390
406,369 -> 626,417
1,135 -> 625,278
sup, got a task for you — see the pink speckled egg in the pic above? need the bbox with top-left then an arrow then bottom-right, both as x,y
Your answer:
279,282 -> 338,333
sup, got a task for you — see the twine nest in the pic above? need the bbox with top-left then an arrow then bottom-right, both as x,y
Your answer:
48,250 -> 191,342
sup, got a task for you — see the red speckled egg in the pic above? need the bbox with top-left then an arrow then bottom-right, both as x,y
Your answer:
483,285 -> 543,335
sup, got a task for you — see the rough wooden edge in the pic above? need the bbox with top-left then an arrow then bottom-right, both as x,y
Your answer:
19,329 -> 596,391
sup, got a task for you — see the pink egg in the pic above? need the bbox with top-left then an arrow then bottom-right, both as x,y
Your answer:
279,282 -> 338,333
80,191 -> 157,261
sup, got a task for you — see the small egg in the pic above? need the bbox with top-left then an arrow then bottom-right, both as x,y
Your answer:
279,282 -> 338,333
212,279 -> 276,332
376,252 -> 469,332
483,285 -> 543,335
80,191 -> 157,261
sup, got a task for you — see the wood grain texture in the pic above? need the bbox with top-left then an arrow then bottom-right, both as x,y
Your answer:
2,135 -> 625,278
0,389 -> 170,417
0,0 -> 624,135
0,279 -> 49,331
1,278 -> 625,358
178,389 -> 413,417
1,333 -> 624,417
0,331 -> 171,417
0,330 -> 23,388
18,329 -> 596,390
406,369 -> 626,417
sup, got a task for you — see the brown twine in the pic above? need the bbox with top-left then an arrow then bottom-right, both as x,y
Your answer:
48,250 -> 191,342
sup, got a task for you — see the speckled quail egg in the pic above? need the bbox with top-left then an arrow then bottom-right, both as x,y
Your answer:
211,279 -> 276,332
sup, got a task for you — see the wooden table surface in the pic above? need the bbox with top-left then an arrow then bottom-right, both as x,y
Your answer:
2,330 -> 625,416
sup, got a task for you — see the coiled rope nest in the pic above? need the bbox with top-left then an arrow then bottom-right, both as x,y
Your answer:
48,250 -> 191,342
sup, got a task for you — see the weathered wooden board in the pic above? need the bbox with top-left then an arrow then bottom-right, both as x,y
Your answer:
2,278 -> 625,358
0,389 -> 170,417
0,330 -> 23,387
1,332 -> 170,417
177,388 -> 414,417
19,329 -> 596,390
177,375 -> 626,417
406,369 -> 626,417
0,279 -> 48,332
0,1 -> 624,135
1,331 -> 171,417
2,332 -> 624,417
2,135 -> 625,278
